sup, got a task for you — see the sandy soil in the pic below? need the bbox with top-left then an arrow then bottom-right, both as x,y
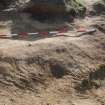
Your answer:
0,0 -> 105,105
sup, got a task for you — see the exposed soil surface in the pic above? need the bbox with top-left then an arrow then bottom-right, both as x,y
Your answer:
0,0 -> 105,105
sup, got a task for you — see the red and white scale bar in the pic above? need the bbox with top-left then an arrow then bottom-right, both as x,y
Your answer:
0,31 -> 69,38
0,28 -> 96,38
0,25 -> 70,38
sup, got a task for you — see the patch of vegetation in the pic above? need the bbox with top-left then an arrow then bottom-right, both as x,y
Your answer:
75,65 -> 105,91
65,0 -> 86,17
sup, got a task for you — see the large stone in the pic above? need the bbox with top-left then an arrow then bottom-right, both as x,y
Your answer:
27,0 -> 66,13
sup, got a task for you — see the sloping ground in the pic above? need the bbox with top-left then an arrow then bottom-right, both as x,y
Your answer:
0,0 -> 105,105
0,15 -> 104,105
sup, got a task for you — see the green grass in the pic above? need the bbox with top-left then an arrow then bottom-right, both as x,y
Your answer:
66,0 -> 86,17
